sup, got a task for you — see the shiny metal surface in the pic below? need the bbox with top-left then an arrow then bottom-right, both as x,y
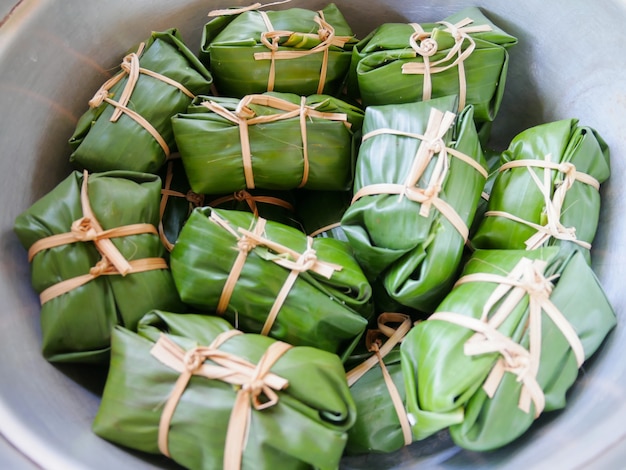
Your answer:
0,1 -> 625,469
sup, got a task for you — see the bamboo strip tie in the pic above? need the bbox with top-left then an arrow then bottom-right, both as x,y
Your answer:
402,18 -> 493,111
151,331 -> 292,469
429,257 -> 585,417
208,190 -> 296,217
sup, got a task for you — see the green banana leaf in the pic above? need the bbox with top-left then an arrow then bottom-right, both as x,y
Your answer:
200,3 -> 357,97
468,146 -> 502,238
93,311 -> 356,470
13,171 -> 184,363
400,248 -> 616,451
169,207 -> 373,360
471,119 -> 611,262
69,29 -> 213,174
207,188 -> 304,231
346,7 -> 517,124
344,313 -> 414,455
172,92 -> 364,194
158,158 -> 206,252
341,95 -> 487,312
294,189 -> 351,241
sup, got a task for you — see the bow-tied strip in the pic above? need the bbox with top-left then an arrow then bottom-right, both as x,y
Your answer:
208,190 -> 296,218
429,257 -> 585,417
159,160 -> 205,251
150,332 -> 292,470
351,108 -> 487,242
201,95 -> 349,190
402,18 -> 493,111
346,313 -> 413,446
485,154 -> 601,250
254,9 -> 354,94
87,42 -> 196,158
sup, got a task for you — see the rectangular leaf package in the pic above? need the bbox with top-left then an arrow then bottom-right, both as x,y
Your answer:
13,170 -> 184,363
347,7 -> 517,125
93,311 -> 357,470
400,248 -> 616,450
471,119 -> 611,261
172,92 -> 364,194
170,207 -> 373,360
69,29 -> 213,174
341,95 -> 488,312
200,3 -> 357,97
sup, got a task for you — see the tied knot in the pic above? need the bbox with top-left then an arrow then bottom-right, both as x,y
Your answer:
427,138 -> 445,154
185,190 -> 204,207
233,190 -> 251,203
294,248 -> 318,272
243,377 -> 279,411
237,235 -> 257,253
557,162 -> 577,184
89,258 -> 111,276
71,217 -> 99,241
182,348 -> 205,373
88,88 -> 110,108
521,265 -> 554,298
120,52 -> 139,74
410,33 -> 438,57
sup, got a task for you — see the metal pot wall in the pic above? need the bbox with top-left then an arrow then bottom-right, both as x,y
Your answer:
1,1 -> 625,468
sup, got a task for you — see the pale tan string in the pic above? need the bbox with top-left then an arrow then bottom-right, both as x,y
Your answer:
39,257 -> 168,304
201,95 -> 348,189
208,190 -> 295,217
485,154 -> 600,250
88,43 -> 196,158
254,10 -> 353,93
308,222 -> 341,238
429,257 -> 585,417
402,18 -> 493,111
151,332 -> 292,469
346,313 -> 413,447
158,160 -> 205,251
352,108 -> 487,242
209,212 -> 342,334
207,0 -> 292,17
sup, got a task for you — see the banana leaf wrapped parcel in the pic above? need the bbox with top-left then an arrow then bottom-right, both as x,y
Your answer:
170,207 -> 373,360
347,7 -> 517,125
200,3 -> 357,97
471,119 -> 611,261
400,248 -> 616,451
13,170 -> 183,363
93,311 -> 356,470
344,313 -> 414,454
69,29 -> 213,174
172,92 -> 364,194
341,96 -> 488,312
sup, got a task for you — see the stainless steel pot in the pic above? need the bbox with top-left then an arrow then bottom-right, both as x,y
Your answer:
1,1 -> 625,468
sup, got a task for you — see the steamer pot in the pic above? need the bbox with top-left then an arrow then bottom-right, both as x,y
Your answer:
1,1 -> 625,468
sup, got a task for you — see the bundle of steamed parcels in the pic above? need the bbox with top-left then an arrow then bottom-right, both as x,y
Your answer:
13,2 -> 616,468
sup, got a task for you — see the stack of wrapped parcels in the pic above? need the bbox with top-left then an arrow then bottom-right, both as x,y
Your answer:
14,2 -> 616,469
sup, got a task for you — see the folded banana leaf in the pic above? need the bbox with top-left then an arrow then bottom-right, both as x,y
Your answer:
344,313 -> 414,454
13,171 -> 184,363
158,159 -> 206,252
172,92 -> 364,194
200,3 -> 357,97
400,247 -> 616,451
69,29 -> 213,174
93,311 -> 356,470
208,188 -> 303,231
294,189 -> 351,241
471,119 -> 611,262
347,7 -> 517,124
170,207 -> 373,360
341,95 -> 488,312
